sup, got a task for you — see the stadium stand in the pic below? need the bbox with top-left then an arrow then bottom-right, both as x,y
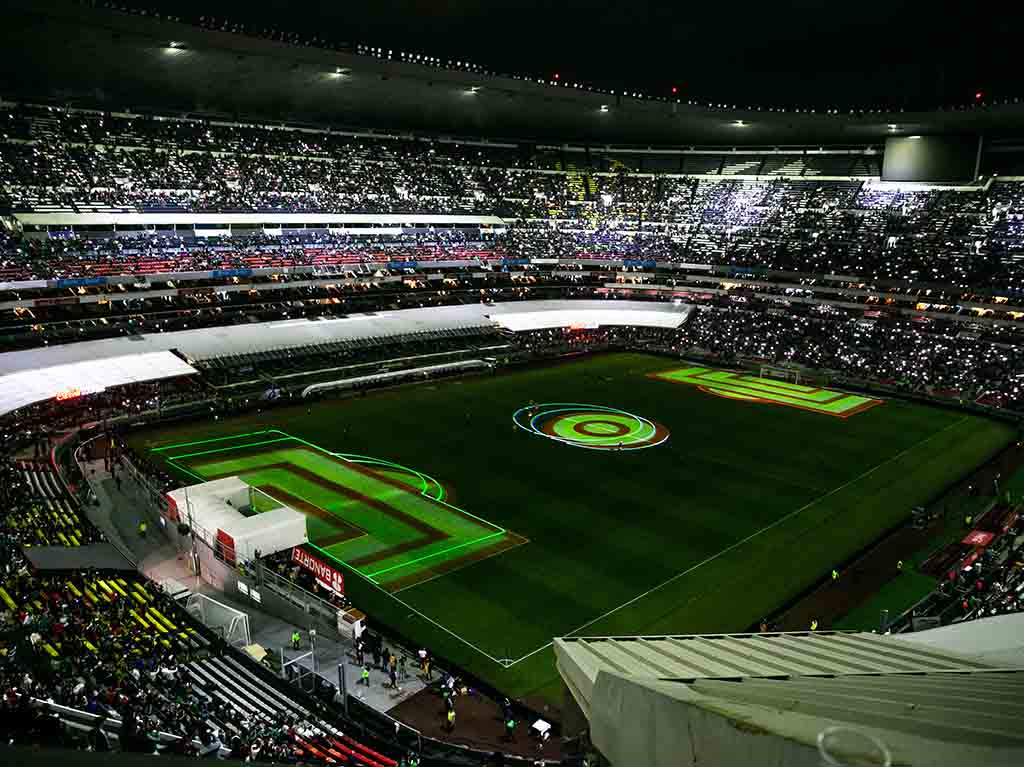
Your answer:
0,452 -> 412,765
4,82 -> 1024,766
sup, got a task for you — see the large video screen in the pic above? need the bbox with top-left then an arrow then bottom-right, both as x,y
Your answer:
882,135 -> 979,182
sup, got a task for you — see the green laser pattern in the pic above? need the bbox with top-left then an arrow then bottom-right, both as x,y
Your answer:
652,366 -> 883,417
155,429 -> 513,586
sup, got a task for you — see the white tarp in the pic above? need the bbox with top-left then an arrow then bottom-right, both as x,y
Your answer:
166,477 -> 307,563
0,350 -> 196,417
492,307 -> 689,332
0,300 -> 686,378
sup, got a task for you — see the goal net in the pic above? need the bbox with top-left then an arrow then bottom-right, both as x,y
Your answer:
186,593 -> 252,648
759,365 -> 831,387
760,365 -> 802,384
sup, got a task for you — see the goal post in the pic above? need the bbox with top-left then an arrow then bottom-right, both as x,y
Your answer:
759,365 -> 831,387
185,593 -> 252,648
759,365 -> 801,384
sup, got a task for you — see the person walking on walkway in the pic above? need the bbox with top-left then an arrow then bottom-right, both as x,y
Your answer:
360,665 -> 370,687
831,569 -> 839,583
137,521 -> 147,538
810,619 -> 818,631
444,707 -> 455,733
291,630 -> 301,651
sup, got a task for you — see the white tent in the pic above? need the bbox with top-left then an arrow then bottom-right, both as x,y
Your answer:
166,477 -> 306,564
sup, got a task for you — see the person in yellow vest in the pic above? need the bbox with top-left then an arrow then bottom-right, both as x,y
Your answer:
897,560 -> 904,573
445,708 -> 455,733
137,521 -> 147,538
810,619 -> 818,631
831,569 -> 839,583
291,630 -> 301,650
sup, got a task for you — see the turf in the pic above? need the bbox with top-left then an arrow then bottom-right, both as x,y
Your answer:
832,571 -> 939,631
130,352 -> 1015,702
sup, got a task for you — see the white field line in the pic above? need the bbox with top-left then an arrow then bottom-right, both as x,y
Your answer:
377,587 -> 509,665
504,415 -> 970,667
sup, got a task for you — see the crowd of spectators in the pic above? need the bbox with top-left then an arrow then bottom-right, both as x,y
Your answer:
897,511 -> 1024,629
671,307 -> 1024,409
0,228 -> 505,282
3,104 -> 1024,290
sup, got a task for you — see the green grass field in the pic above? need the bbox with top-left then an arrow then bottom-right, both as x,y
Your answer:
131,353 -> 1015,703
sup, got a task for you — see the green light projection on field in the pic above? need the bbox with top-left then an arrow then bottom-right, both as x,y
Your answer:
513,403 -> 669,450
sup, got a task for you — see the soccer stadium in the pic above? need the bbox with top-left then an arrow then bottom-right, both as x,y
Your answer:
2,2 -> 1024,766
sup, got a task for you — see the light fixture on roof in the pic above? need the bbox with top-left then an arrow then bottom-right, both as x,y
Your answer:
888,124 -> 898,131
600,105 -> 609,113
734,120 -> 746,127
467,86 -> 481,94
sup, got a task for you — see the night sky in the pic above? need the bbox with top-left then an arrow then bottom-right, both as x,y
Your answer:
129,0 -> 1016,110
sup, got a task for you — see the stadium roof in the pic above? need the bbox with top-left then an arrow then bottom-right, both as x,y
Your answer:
555,631 -> 1024,767
0,350 -> 197,417
4,1 -> 1024,147
0,300 -> 687,375
888,612 -> 1024,667
0,300 -> 686,414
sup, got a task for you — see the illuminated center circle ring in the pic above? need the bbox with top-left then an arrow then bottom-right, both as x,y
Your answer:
512,403 -> 670,451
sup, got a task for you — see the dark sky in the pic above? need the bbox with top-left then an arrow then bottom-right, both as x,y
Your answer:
133,0 -> 1017,109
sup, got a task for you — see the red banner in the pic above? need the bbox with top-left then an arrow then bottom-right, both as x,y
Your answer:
291,547 -> 345,596
962,530 -> 995,547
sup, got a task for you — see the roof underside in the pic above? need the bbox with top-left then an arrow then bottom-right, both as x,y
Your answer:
4,1 -> 1024,147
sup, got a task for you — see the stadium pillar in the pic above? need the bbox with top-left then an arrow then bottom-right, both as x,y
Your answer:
337,663 -> 349,715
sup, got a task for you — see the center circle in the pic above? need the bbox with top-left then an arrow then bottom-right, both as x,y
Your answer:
514,403 -> 669,450
574,419 -> 631,437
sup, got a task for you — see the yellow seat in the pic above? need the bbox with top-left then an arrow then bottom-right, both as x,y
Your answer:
145,613 -> 168,635
0,586 -> 17,611
149,608 -> 177,631
132,584 -> 151,603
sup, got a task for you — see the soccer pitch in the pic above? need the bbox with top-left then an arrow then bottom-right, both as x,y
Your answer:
133,353 -> 1014,702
